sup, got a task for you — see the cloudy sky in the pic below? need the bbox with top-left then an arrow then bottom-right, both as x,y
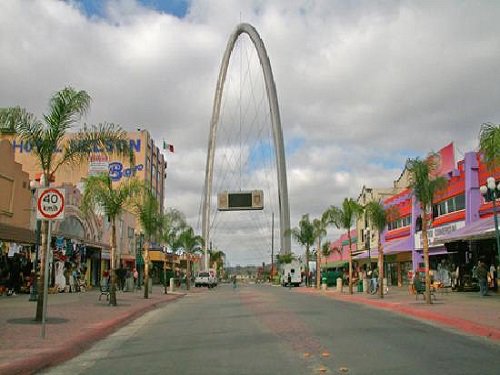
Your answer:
1,0 -> 500,266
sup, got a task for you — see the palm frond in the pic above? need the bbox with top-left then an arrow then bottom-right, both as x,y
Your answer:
365,200 -> 387,233
479,122 -> 500,171
53,122 -> 133,175
406,157 -> 447,210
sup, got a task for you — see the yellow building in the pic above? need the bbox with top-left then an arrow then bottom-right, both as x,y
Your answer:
1,130 -> 168,287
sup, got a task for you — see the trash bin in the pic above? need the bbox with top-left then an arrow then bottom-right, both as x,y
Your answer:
357,279 -> 363,292
336,277 -> 343,292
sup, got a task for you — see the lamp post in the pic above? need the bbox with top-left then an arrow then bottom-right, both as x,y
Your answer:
480,176 -> 500,261
29,180 -> 41,302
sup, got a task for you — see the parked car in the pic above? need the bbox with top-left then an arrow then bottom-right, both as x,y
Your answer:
195,271 -> 216,288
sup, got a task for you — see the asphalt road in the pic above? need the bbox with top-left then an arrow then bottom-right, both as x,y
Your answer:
42,284 -> 500,375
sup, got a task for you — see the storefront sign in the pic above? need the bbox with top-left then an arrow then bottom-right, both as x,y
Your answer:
109,162 -> 144,181
414,220 -> 465,249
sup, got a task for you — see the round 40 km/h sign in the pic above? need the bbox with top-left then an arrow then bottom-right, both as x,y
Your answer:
37,188 -> 65,220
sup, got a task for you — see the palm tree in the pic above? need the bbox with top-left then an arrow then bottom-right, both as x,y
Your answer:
176,227 -> 204,290
406,157 -> 447,304
289,214 -> 315,286
365,200 -> 388,299
322,241 -> 332,268
312,215 -> 328,289
478,122 -> 500,171
209,249 -> 226,277
132,188 -> 163,299
1,87 -> 133,320
159,208 -> 186,293
81,174 -> 142,306
326,198 -> 364,294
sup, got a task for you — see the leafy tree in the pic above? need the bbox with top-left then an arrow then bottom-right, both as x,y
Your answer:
325,198 -> 364,294
81,174 -> 142,306
1,87 -> 132,319
275,253 -> 296,265
479,122 -> 500,171
176,227 -> 204,290
365,200 -> 388,299
159,208 -> 186,293
289,214 -> 315,286
406,156 -> 447,304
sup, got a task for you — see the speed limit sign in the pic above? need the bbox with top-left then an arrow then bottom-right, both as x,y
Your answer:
37,188 -> 65,220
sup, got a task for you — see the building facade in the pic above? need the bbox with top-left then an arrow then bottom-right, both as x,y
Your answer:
0,129 -> 168,289
350,145 -> 499,290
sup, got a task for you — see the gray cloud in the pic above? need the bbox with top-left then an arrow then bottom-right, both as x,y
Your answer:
1,0 -> 499,265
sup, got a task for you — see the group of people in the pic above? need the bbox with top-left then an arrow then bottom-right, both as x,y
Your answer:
101,267 -> 140,291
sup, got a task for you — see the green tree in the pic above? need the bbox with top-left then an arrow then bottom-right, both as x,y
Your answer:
406,156 -> 447,304
289,214 -> 315,286
275,252 -> 296,265
159,208 -> 186,293
81,174 -> 142,306
321,241 -> 332,268
1,87 -> 132,319
326,198 -> 364,294
479,122 -> 500,171
131,188 -> 163,299
176,227 -> 204,290
312,214 -> 328,289
365,200 -> 388,299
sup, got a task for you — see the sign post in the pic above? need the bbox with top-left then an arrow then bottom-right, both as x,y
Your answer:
37,188 -> 65,339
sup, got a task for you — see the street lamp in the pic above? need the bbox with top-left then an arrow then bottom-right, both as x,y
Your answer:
480,176 -> 500,262
29,180 -> 42,302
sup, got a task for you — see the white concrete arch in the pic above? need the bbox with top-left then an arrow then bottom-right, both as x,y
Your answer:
202,23 -> 291,269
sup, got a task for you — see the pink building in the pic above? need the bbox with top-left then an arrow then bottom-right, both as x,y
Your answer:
323,229 -> 357,268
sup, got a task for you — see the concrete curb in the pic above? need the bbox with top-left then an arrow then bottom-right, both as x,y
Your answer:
0,294 -> 184,375
298,289 -> 500,342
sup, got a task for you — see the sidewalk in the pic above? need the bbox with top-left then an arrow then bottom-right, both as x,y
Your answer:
0,286 -> 194,375
297,285 -> 500,341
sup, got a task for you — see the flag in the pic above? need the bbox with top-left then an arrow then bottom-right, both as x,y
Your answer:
429,142 -> 455,177
163,141 -> 175,153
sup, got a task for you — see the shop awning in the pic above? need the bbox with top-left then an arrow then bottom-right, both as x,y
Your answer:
435,216 -> 499,243
416,246 -> 449,256
383,237 -> 413,255
324,260 -> 348,268
353,248 -> 379,260
0,223 -> 35,244
149,250 -> 167,262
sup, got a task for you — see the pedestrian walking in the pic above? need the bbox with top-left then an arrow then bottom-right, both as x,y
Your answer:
489,262 -> 497,291
476,260 -> 488,297
133,268 -> 139,289
287,273 -> 292,290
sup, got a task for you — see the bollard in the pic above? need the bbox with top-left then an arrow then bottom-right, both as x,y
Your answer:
336,277 -> 343,292
169,277 -> 175,293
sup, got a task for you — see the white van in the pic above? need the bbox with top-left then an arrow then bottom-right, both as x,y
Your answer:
281,261 -> 302,287
195,271 -> 214,288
